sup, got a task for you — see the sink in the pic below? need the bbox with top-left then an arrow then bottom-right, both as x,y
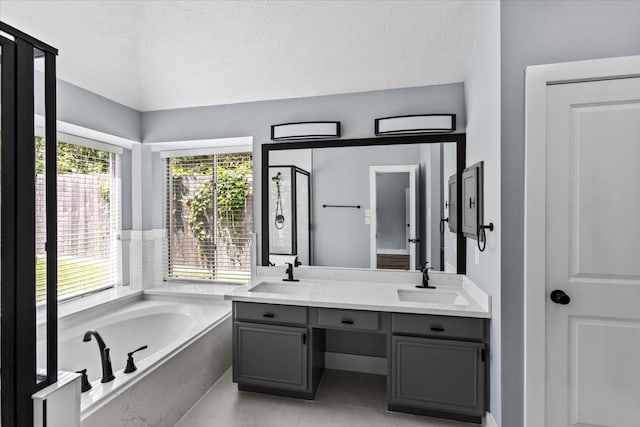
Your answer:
397,289 -> 469,306
249,281 -> 313,296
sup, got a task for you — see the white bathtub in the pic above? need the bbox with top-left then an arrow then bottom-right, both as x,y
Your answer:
55,292 -> 232,424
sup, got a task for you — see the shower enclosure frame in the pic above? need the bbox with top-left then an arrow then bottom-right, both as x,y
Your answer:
268,165 -> 311,265
0,21 -> 58,427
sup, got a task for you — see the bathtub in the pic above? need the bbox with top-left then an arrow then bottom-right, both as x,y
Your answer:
55,292 -> 232,426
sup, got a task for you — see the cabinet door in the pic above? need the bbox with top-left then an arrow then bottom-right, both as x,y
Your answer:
391,336 -> 485,416
234,322 -> 308,392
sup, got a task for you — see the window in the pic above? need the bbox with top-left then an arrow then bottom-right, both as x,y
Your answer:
35,136 -> 122,301
164,151 -> 253,282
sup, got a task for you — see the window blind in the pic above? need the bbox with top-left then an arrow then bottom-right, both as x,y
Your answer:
35,138 -> 122,301
164,152 -> 253,283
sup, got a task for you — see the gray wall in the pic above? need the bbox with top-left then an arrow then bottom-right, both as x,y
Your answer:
36,77 -> 141,229
58,79 -> 141,230
500,1 -> 640,426
312,145 -> 419,268
464,2 -> 501,424
142,84 -> 467,261
57,79 -> 142,142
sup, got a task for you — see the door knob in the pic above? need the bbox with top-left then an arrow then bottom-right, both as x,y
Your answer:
550,290 -> 570,305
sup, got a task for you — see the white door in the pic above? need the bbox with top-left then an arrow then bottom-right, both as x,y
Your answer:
369,165 -> 419,269
545,77 -> 640,426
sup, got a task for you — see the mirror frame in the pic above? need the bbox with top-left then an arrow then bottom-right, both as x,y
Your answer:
261,133 -> 467,274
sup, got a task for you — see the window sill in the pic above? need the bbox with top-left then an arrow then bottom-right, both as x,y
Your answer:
147,281 -> 246,299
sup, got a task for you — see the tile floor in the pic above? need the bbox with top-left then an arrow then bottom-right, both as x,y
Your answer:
176,369 -> 476,427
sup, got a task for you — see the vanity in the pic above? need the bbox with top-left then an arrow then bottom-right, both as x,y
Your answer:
225,268 -> 490,424
238,131 -> 491,423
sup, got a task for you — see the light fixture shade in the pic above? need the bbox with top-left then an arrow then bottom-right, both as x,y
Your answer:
374,114 -> 456,135
271,121 -> 341,141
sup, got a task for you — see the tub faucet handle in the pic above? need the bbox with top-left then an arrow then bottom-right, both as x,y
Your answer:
124,345 -> 148,374
75,369 -> 92,393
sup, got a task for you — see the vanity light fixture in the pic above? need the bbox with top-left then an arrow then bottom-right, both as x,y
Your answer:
271,121 -> 341,141
374,114 -> 456,136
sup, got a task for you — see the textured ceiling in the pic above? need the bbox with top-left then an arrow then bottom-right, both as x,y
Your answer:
0,1 -> 482,112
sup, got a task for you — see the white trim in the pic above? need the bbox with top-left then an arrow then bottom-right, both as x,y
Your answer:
59,131 -> 124,154
34,115 -> 137,151
0,30 -> 15,41
369,164 -> 418,269
147,136 -> 253,153
483,411 -> 498,427
158,145 -> 251,158
34,115 -> 139,149
57,120 -> 138,149
524,54 -> 640,427
376,248 -> 408,255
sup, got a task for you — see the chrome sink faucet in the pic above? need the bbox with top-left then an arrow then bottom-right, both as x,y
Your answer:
82,330 -> 115,383
415,262 -> 436,289
283,262 -> 299,282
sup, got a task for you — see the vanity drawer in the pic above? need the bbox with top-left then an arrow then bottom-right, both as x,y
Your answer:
318,308 -> 380,331
235,302 -> 308,325
392,313 -> 485,341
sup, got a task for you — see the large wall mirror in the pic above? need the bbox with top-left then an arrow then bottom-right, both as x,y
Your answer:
261,134 -> 466,274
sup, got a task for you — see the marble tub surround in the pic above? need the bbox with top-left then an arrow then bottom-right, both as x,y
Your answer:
225,266 -> 490,318
54,293 -> 232,425
82,316 -> 232,427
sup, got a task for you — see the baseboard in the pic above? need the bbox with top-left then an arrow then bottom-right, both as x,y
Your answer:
484,411 -> 498,427
324,352 -> 387,375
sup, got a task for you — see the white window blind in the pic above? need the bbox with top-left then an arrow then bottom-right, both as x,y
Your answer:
35,138 -> 122,301
164,152 -> 253,282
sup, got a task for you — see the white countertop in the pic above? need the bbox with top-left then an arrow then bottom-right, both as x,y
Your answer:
224,267 -> 490,319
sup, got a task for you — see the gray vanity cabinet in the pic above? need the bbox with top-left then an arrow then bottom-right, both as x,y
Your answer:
232,302 -> 324,399
389,313 -> 488,423
390,336 -> 485,420
232,301 -> 488,423
234,322 -> 308,392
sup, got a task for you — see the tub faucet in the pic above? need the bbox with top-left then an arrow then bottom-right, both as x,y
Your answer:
82,330 -> 115,383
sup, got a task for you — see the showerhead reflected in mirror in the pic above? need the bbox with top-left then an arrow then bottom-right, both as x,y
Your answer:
265,140 -> 461,273
268,165 -> 311,266
272,172 -> 285,230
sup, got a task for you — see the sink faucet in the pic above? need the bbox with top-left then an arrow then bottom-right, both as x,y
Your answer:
416,262 -> 436,289
282,262 -> 299,282
83,330 -> 115,383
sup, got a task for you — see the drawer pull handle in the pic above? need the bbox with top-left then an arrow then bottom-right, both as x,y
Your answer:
341,319 -> 354,325
430,326 -> 445,332
262,313 -> 275,318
